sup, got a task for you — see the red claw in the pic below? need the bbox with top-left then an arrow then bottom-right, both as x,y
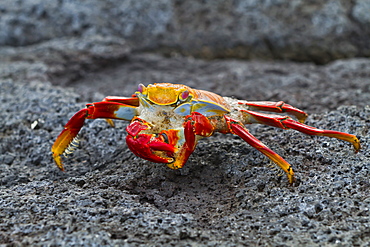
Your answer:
126,134 -> 176,163
126,119 -> 150,136
126,118 -> 178,164
167,112 -> 216,169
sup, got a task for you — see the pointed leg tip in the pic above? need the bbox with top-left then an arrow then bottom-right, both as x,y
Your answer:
354,144 -> 361,153
167,160 -> 184,170
348,135 -> 361,153
287,173 -> 296,186
53,154 -> 65,171
106,119 -> 115,127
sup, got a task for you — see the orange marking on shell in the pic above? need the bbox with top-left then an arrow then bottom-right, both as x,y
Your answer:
191,89 -> 229,108
146,83 -> 192,105
145,83 -> 230,109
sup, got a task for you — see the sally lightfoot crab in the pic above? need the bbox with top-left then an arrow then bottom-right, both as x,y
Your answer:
51,83 -> 360,184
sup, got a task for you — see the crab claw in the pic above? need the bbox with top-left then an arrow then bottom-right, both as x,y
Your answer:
126,118 -> 179,163
166,112 -> 215,169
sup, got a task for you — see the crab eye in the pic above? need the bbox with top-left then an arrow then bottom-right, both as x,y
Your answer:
138,84 -> 145,93
179,90 -> 189,101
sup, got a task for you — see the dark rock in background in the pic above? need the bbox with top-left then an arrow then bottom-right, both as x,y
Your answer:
0,36 -> 130,85
0,1 -> 369,246
1,0 -> 370,63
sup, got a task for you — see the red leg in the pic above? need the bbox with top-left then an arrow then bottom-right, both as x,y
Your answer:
240,110 -> 361,152
103,95 -> 139,106
238,101 -> 308,123
102,96 -> 139,127
51,101 -> 138,170
225,116 -> 295,184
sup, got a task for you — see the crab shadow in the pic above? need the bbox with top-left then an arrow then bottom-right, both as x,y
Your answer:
98,133 -> 285,225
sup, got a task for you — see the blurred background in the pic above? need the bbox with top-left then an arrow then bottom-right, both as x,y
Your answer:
2,0 -> 369,110
1,0 -> 370,63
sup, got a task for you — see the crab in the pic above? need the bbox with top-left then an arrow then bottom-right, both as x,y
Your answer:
51,83 -> 360,184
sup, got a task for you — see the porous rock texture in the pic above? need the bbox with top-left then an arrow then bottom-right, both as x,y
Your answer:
0,36 -> 369,246
1,0 -> 370,63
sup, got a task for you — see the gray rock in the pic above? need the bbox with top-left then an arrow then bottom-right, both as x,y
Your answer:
0,37 -> 369,246
0,0 -> 369,63
0,35 -> 130,85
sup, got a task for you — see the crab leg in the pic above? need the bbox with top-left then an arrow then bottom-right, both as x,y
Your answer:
102,96 -> 139,126
224,116 -> 295,184
51,101 -> 138,170
238,101 -> 308,123
240,110 -> 361,152
103,95 -> 139,106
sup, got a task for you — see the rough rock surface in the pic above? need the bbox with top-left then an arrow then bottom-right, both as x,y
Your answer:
0,38 -> 369,246
1,0 -> 370,63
